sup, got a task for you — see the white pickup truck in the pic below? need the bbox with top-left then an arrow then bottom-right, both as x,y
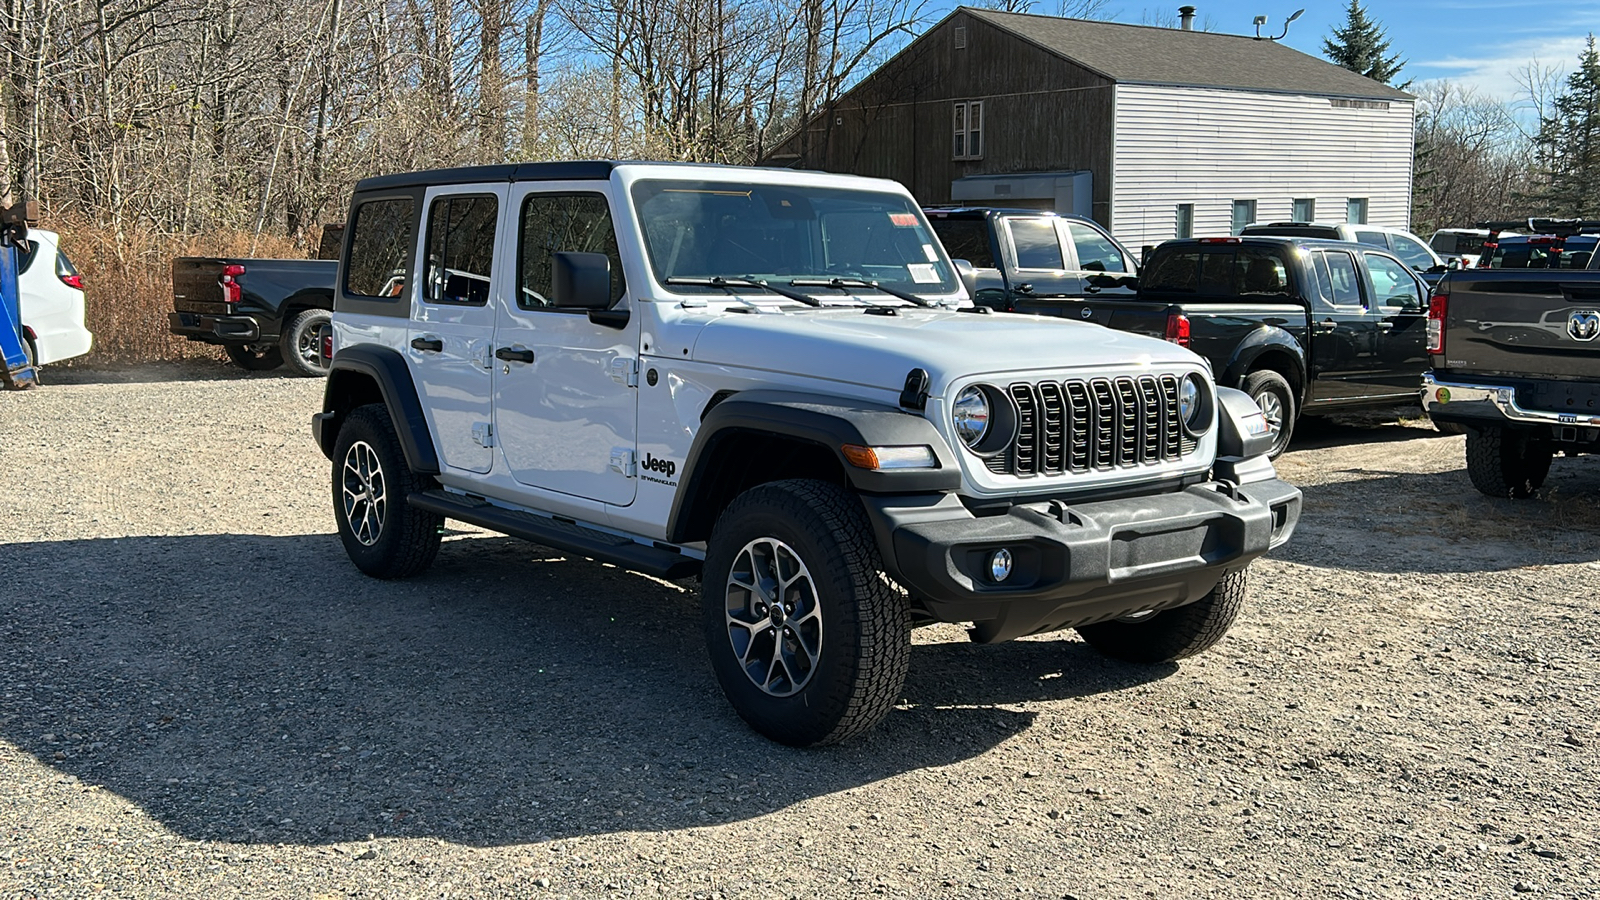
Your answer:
311,161 -> 1301,746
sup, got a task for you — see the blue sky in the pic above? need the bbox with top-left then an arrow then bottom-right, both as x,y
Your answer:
941,1 -> 1600,102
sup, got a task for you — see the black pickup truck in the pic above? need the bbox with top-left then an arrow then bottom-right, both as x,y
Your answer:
923,207 -> 1138,311
1033,236 -> 1434,457
169,232 -> 342,376
1421,267 -> 1600,497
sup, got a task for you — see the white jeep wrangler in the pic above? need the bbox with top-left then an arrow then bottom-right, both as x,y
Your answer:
312,162 -> 1301,746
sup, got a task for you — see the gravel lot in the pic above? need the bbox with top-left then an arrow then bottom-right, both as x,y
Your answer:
3,363 -> 1598,899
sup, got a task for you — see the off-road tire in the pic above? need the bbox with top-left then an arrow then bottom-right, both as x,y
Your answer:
1242,370 -> 1295,459
282,309 -> 332,377
1076,567 -> 1249,663
332,404 -> 443,578
702,479 -> 910,747
224,343 -> 284,371
1433,420 -> 1468,436
1465,425 -> 1551,499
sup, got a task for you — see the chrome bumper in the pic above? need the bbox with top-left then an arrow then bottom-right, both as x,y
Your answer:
1421,372 -> 1600,427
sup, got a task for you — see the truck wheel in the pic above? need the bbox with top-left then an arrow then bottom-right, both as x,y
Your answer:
332,404 -> 443,578
225,343 -> 284,371
1242,370 -> 1295,459
1465,426 -> 1551,499
282,309 -> 332,377
702,479 -> 910,747
1076,568 -> 1248,663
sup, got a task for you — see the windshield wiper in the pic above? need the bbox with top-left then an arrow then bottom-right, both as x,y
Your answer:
665,275 -> 822,307
787,277 -> 938,308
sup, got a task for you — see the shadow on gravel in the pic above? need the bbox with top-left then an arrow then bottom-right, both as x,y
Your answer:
1285,409 -> 1441,452
42,360 -> 304,385
0,532 -> 1168,848
1279,456 -> 1600,574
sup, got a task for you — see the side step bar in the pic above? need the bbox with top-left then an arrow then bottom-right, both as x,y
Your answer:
408,490 -> 701,580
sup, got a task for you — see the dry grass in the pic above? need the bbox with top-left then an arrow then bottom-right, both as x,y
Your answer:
47,219 -> 317,364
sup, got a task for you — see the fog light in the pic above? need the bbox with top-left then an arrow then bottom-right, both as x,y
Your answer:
989,548 -> 1013,583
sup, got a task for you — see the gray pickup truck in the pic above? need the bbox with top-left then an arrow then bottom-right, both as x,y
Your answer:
1422,267 -> 1600,496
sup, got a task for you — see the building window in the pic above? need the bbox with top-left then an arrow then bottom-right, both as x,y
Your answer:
1175,204 -> 1194,239
1346,198 -> 1369,225
1292,198 -> 1315,222
953,101 -> 983,160
954,25 -> 967,49
1231,200 -> 1257,235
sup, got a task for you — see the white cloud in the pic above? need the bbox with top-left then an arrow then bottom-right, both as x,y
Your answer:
1415,35 -> 1593,101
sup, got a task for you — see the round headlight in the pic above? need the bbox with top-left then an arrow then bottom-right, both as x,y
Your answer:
1179,374 -> 1209,433
952,386 -> 991,447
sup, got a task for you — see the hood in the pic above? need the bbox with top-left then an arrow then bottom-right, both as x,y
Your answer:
689,309 -> 1202,394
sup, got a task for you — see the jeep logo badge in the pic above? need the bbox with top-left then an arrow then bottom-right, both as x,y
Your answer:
642,453 -> 677,478
1570,309 -> 1600,342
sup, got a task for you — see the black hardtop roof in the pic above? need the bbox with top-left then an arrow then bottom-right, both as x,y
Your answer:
352,160 -> 819,193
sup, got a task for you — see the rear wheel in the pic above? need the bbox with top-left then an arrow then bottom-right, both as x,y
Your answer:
332,404 -> 443,578
225,343 -> 284,371
702,479 -> 910,747
1077,568 -> 1249,663
1465,425 -> 1551,499
1242,370 -> 1295,459
281,309 -> 332,377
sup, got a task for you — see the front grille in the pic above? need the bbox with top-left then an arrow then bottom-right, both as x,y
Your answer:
985,374 -> 1192,477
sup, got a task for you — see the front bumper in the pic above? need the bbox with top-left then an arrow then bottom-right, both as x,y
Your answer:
1422,371 -> 1600,428
169,311 -> 263,344
865,475 -> 1301,643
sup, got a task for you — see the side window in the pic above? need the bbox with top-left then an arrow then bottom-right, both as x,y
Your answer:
1364,253 -> 1423,309
1321,250 -> 1365,307
423,194 -> 497,305
1142,249 -> 1200,291
16,239 -> 40,275
930,219 -> 996,269
517,192 -> 625,309
1311,251 -> 1337,309
345,198 -> 416,298
1007,218 -> 1063,269
1389,233 -> 1435,270
1353,230 -> 1389,249
1065,222 -> 1127,273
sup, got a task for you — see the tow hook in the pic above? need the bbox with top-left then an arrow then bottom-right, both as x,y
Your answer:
1215,480 -> 1245,502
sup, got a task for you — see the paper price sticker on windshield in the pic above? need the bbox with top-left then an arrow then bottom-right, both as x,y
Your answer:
922,243 -> 939,262
907,264 -> 941,283
889,213 -> 919,227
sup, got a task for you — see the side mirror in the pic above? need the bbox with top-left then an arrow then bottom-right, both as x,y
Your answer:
951,258 -> 978,298
1425,263 -> 1449,274
552,251 -> 613,309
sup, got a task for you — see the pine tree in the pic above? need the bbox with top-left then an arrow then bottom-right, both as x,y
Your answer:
1534,36 -> 1600,216
1322,0 -> 1405,85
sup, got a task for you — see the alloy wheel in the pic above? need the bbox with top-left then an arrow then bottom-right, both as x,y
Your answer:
724,537 -> 823,697
341,440 -> 386,546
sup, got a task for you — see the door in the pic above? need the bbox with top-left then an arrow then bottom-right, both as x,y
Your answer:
1062,220 -> 1137,300
1306,249 -> 1382,403
1363,252 -> 1430,393
409,185 -> 506,475
492,186 -> 639,506
1003,216 -> 1080,301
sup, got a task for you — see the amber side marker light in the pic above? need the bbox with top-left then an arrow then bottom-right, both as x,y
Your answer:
841,444 -> 938,470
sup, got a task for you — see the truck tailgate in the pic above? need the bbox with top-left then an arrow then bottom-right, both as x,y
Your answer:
1440,271 -> 1600,380
172,258 -> 230,314
1012,297 -> 1171,340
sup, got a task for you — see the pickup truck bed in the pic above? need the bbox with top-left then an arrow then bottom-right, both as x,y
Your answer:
170,257 -> 337,376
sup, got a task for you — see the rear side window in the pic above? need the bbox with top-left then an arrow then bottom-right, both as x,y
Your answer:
1142,249 -> 1200,292
1007,218 -> 1063,269
16,239 -> 40,275
1319,250 -> 1364,306
423,194 -> 498,305
517,192 -> 625,309
345,198 -> 416,298
1065,221 -> 1127,273
1352,230 -> 1389,249
929,219 -> 995,268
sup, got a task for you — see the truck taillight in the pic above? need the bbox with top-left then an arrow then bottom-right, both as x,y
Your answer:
1165,311 -> 1191,347
220,263 -> 244,305
1426,293 -> 1447,354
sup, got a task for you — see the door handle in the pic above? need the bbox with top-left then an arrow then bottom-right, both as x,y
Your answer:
495,346 -> 535,364
1312,319 -> 1336,334
1376,321 -> 1394,332
410,335 -> 442,352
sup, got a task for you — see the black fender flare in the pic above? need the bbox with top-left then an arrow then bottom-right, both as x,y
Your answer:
312,344 -> 440,474
666,390 -> 962,544
1220,326 -> 1308,403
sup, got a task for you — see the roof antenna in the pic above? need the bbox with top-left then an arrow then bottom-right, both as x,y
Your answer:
1254,8 -> 1305,40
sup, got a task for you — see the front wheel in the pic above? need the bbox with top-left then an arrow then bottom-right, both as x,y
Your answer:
332,404 -> 443,578
1242,370 -> 1296,459
281,309 -> 332,377
702,479 -> 910,747
225,343 -> 284,371
1465,425 -> 1551,499
1076,568 -> 1249,663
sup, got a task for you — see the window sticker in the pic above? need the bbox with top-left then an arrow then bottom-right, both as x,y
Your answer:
889,212 -> 918,227
922,243 -> 939,262
908,263 -> 941,283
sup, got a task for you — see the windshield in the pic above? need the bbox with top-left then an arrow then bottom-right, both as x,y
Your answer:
630,180 -> 959,296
